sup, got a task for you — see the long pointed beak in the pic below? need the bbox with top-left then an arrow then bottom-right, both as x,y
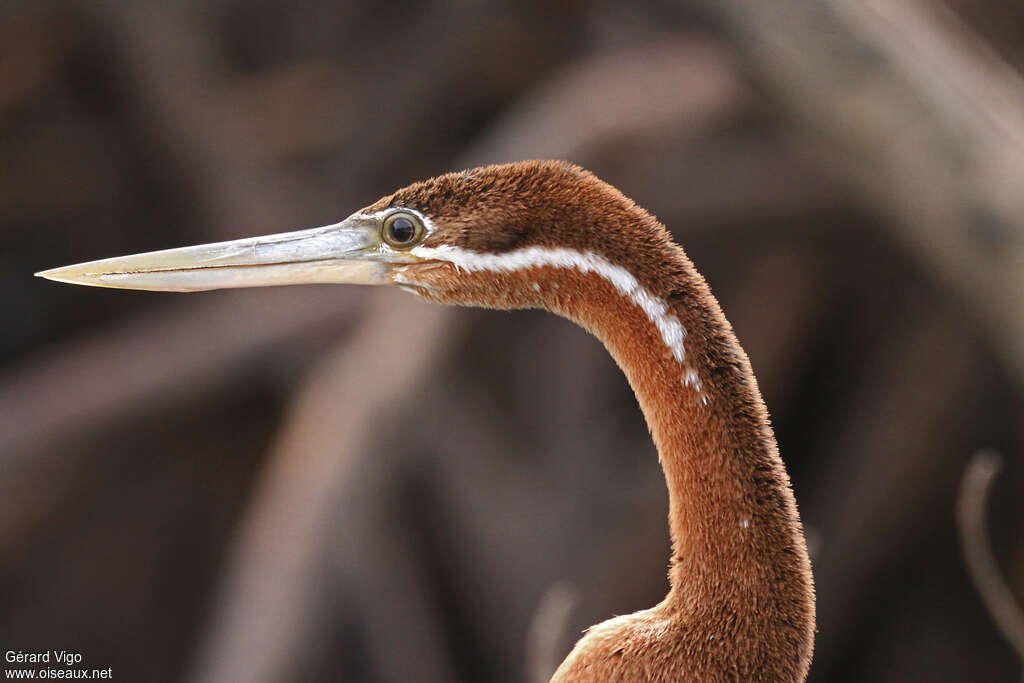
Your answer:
35,217 -> 397,292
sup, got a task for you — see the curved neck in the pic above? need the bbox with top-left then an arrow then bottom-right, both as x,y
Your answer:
551,243 -> 814,655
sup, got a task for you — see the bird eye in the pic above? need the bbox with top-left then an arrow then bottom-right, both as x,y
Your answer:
382,211 -> 424,249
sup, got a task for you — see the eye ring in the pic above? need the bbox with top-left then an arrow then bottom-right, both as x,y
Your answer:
382,211 -> 425,249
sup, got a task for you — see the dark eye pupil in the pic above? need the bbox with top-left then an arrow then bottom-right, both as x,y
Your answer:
389,217 -> 416,243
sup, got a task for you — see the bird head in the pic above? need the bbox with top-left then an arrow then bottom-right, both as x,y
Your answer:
37,160 -> 675,311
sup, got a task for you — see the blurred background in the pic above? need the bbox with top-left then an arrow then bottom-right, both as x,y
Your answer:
2,0 -> 1023,681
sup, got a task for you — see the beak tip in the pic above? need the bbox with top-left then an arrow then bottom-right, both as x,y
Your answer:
35,266 -> 94,286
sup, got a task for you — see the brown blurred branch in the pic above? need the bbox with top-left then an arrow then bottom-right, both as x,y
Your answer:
465,37 -> 844,228
92,0 -> 300,237
526,581 -> 579,683
188,291 -> 455,683
685,0 -> 1024,380
464,38 -> 745,165
0,288 -> 359,465
957,450 -> 1024,669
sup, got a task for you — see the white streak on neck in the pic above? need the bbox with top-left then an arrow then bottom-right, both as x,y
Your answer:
411,244 -> 701,392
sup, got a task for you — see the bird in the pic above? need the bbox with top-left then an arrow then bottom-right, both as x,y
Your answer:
37,160 -> 815,681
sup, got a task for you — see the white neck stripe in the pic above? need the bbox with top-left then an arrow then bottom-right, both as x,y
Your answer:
409,244 -> 700,390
